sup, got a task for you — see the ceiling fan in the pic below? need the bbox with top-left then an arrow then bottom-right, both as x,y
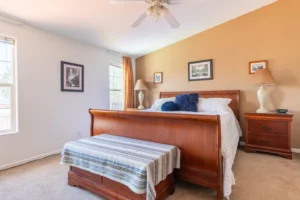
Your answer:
110,0 -> 189,29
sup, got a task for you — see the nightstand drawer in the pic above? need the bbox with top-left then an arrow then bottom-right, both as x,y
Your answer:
248,120 -> 288,135
248,133 -> 288,149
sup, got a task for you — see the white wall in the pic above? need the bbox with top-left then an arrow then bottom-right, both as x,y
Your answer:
0,20 -> 112,168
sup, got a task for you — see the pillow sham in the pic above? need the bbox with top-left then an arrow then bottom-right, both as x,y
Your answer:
175,93 -> 199,112
197,98 -> 232,113
161,101 -> 180,111
149,97 -> 176,111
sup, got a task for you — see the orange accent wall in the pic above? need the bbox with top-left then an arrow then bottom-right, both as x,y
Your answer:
136,0 -> 300,148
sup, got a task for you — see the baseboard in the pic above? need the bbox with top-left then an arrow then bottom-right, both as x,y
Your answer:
291,148 -> 300,154
0,149 -> 62,171
239,142 -> 300,154
239,142 -> 246,146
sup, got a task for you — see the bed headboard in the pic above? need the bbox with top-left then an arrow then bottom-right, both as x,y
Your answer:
160,90 -> 240,121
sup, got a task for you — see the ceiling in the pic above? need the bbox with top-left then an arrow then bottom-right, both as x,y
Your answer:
0,0 -> 277,58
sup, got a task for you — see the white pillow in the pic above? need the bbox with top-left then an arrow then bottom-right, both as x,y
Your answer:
149,97 -> 176,111
197,98 -> 232,113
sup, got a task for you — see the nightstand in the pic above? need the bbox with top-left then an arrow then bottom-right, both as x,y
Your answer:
245,113 -> 294,159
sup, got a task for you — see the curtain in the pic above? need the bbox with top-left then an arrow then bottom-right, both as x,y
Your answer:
123,56 -> 134,109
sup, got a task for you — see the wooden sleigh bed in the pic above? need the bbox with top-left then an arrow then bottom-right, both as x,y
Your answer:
68,90 -> 240,200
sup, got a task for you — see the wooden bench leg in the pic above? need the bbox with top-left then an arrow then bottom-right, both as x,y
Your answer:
68,178 -> 78,187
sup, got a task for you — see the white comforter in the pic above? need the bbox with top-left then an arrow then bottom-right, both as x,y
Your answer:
142,108 -> 242,199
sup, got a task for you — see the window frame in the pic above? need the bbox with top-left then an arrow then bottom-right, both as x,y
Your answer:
109,62 -> 124,110
0,35 -> 18,135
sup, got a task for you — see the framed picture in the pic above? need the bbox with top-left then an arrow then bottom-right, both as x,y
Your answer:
61,61 -> 84,92
188,59 -> 213,81
154,72 -> 163,84
249,60 -> 268,74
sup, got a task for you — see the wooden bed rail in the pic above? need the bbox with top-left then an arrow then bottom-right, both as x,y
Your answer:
89,109 -> 224,200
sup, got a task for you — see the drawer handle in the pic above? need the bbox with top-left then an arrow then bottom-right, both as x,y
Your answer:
261,139 -> 273,144
261,125 -> 272,130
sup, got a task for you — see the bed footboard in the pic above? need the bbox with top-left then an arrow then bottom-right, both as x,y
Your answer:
89,109 -> 223,200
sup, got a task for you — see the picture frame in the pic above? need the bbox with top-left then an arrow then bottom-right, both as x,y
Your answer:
61,61 -> 84,92
188,59 -> 213,81
154,72 -> 163,84
249,60 -> 268,74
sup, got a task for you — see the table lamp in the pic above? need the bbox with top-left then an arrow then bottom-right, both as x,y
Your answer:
252,68 -> 276,113
134,79 -> 148,110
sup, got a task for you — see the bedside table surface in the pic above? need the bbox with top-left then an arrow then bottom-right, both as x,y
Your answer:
245,112 -> 293,121
245,112 -> 293,116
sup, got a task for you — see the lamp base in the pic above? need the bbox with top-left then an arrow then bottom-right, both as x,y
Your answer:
256,85 -> 269,113
138,91 -> 145,110
256,108 -> 269,113
138,105 -> 145,110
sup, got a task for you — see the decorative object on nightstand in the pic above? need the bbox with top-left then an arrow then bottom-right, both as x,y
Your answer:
276,109 -> 288,114
245,113 -> 294,159
252,68 -> 276,113
134,79 -> 148,110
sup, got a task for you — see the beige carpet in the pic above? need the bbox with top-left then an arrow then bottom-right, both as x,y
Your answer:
0,150 -> 300,200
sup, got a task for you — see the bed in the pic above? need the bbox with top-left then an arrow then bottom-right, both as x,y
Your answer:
83,90 -> 241,200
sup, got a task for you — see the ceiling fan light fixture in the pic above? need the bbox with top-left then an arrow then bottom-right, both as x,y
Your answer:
130,0 -> 180,29
146,6 -> 154,16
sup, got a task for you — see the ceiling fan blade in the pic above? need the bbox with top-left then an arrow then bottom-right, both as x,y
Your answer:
164,9 -> 180,29
131,12 -> 148,28
109,0 -> 145,4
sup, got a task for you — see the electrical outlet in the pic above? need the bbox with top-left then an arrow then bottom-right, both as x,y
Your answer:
77,131 -> 81,138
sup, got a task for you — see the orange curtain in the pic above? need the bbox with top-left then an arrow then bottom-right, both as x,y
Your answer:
123,56 -> 134,109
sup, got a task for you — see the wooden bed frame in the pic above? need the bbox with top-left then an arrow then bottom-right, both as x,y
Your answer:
68,90 -> 240,200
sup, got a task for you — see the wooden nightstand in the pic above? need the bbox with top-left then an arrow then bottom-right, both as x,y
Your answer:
245,113 -> 294,159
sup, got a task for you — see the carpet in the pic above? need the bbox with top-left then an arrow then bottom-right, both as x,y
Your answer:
0,150 -> 299,200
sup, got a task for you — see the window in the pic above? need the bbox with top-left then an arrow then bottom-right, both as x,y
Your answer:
109,63 -> 124,110
0,35 -> 17,134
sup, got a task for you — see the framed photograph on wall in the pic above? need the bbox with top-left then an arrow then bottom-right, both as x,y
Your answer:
188,59 -> 213,81
154,72 -> 163,84
249,60 -> 268,74
61,61 -> 84,92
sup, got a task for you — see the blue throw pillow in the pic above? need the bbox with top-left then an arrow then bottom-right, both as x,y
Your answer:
175,93 -> 199,112
161,101 -> 180,112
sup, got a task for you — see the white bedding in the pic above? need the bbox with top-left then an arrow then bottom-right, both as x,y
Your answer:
142,108 -> 242,199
